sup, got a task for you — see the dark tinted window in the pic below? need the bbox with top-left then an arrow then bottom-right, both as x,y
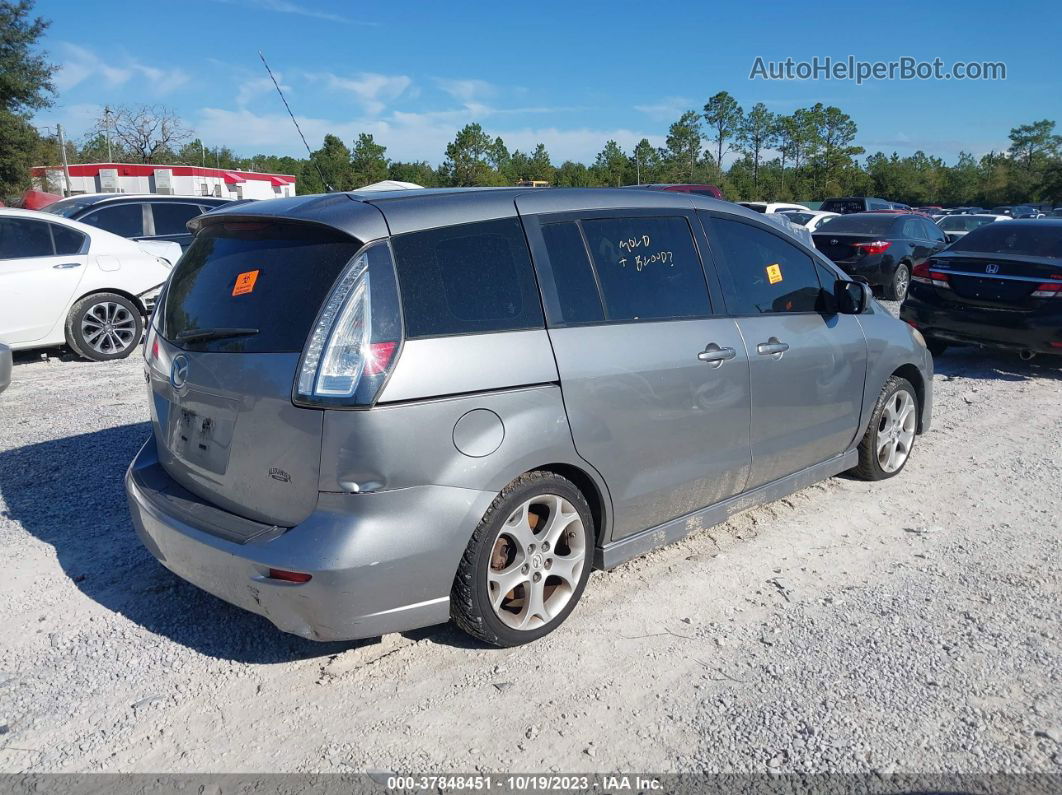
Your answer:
949,224 -> 1062,259
901,218 -> 924,239
820,199 -> 866,214
80,203 -> 143,237
710,217 -> 824,314
580,216 -> 710,321
51,223 -> 87,255
391,218 -> 544,339
817,214 -> 897,234
540,222 -> 604,325
0,218 -> 54,258
922,219 -> 947,242
160,222 -> 361,353
152,203 -> 202,236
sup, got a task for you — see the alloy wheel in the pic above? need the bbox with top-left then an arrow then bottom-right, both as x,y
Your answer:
486,494 -> 587,631
877,389 -> 916,473
81,301 -> 137,356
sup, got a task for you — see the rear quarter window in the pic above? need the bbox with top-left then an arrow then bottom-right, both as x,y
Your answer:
390,218 -> 544,339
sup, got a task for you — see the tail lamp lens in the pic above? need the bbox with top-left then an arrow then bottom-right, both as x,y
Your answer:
854,241 -> 891,255
295,240 -> 402,407
911,261 -> 950,288
1031,283 -> 1062,298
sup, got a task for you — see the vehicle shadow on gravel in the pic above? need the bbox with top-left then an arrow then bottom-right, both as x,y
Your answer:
0,423 -> 358,664
933,348 -> 1062,382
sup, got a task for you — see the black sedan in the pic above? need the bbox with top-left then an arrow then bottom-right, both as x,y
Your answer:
813,213 -> 949,301
900,219 -> 1062,358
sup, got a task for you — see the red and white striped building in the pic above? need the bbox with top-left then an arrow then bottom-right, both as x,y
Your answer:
31,163 -> 297,200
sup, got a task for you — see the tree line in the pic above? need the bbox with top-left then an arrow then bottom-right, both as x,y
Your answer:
3,1 -> 1061,207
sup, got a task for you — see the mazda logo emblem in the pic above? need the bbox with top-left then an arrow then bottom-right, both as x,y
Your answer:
985,263 -> 1000,274
170,354 -> 189,391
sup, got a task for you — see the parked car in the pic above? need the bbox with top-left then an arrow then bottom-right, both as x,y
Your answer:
623,183 -> 725,199
737,201 -> 809,214
42,193 -> 230,252
126,187 -> 932,647
990,205 -> 1040,219
777,209 -> 840,231
0,342 -> 10,394
936,213 -> 1010,243
901,219 -> 1062,358
1051,208 -> 1062,218
819,196 -> 894,214
0,208 -> 174,361
813,212 -> 948,301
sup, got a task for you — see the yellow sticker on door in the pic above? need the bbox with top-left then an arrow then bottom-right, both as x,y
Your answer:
766,263 -> 783,285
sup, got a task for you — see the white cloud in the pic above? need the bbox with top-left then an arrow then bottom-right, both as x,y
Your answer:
207,0 -> 374,24
193,106 -> 664,164
54,42 -> 188,95
305,71 -> 413,115
434,78 -> 497,104
634,96 -> 696,122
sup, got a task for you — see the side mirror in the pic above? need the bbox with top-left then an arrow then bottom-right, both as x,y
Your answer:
835,279 -> 870,314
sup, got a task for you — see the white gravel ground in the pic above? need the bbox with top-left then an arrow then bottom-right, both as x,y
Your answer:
0,318 -> 1059,775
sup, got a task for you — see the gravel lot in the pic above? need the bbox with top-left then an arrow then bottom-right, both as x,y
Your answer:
0,313 -> 1060,776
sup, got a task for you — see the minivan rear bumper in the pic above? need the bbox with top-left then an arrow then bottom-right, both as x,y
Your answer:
126,436 -> 496,641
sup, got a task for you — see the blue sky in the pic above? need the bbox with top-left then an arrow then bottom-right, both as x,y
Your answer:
34,0 -> 1062,166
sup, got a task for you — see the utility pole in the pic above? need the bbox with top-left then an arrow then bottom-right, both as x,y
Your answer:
56,124 -> 72,196
104,106 -> 113,161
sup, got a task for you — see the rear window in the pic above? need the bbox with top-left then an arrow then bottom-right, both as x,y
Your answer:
817,214 -> 896,235
159,222 -> 361,353
949,224 -> 1062,259
820,199 -> 866,214
390,218 -> 544,339
940,216 -> 995,232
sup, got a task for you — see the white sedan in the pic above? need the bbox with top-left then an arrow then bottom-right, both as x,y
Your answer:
778,209 -> 841,231
936,213 -> 1010,244
0,208 -> 177,361
737,201 -> 810,214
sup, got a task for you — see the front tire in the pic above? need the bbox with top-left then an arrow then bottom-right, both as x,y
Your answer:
851,376 -> 919,481
451,471 -> 594,647
65,293 -> 143,361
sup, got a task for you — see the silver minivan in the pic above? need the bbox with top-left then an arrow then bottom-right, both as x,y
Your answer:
126,188 -> 933,647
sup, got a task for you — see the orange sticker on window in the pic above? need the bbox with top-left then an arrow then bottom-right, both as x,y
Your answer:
232,270 -> 260,296
766,263 -> 783,285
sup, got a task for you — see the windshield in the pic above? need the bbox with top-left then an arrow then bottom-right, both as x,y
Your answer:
949,224 -> 1062,259
816,214 -> 896,234
41,195 -> 101,218
159,222 -> 363,353
939,216 -> 996,232
783,212 -> 814,225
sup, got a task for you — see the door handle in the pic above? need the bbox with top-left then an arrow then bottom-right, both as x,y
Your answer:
697,343 -> 736,368
52,262 -> 82,270
756,338 -> 790,357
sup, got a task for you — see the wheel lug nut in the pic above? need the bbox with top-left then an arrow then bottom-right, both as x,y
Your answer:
521,564 -> 529,574
533,572 -> 542,583
544,559 -> 552,570
542,542 -> 550,552
528,543 -> 535,553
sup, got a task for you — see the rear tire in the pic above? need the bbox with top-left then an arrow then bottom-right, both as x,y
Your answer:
885,262 -> 910,302
926,338 -> 948,357
451,471 -> 594,647
851,376 -> 919,481
65,293 -> 143,362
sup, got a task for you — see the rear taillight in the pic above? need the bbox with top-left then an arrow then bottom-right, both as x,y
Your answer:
266,568 -> 312,584
911,261 -> 951,288
854,241 -> 891,256
294,240 -> 402,408
1031,282 -> 1062,298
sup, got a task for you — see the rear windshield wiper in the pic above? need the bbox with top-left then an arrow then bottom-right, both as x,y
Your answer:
175,327 -> 260,344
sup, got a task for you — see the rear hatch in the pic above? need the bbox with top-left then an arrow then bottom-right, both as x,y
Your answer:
148,220 -> 365,527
